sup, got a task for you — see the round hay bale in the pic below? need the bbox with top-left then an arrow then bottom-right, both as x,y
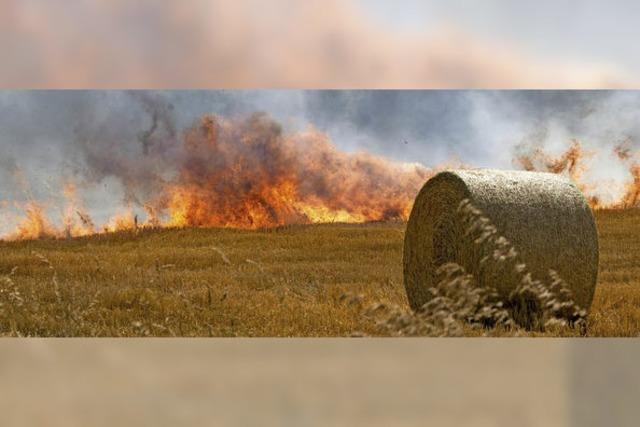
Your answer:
403,169 -> 599,311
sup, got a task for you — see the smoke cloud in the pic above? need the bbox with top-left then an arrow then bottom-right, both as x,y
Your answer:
0,90 -> 639,238
0,1 -> 634,89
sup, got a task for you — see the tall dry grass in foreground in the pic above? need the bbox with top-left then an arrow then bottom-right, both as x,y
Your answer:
360,200 -> 587,337
0,209 -> 637,336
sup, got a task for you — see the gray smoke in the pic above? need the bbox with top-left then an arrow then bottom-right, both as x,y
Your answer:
0,90 -> 638,233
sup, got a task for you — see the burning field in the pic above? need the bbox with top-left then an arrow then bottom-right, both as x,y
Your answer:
5,112 -> 432,240
2,107 -> 640,241
1,90 -> 640,336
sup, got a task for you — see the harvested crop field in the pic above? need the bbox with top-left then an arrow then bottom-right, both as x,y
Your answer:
0,209 -> 638,337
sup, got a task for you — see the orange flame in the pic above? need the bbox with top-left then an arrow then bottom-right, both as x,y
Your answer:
2,113 -> 431,240
158,113 -> 430,229
516,138 -> 640,209
61,182 -> 95,237
9,202 -> 58,240
616,140 -> 640,208
4,113 -> 640,241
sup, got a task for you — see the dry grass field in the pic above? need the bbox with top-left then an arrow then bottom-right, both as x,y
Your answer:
0,209 -> 638,337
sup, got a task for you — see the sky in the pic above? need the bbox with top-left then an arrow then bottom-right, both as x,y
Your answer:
364,0 -> 640,71
1,0 -> 639,88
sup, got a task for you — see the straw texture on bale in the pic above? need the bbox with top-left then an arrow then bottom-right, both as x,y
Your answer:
403,169 -> 599,312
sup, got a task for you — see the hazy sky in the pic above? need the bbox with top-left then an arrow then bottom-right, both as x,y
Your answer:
1,0 -> 638,88
364,0 -> 640,72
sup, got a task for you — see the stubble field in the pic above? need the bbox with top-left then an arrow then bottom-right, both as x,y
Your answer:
0,209 -> 638,337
